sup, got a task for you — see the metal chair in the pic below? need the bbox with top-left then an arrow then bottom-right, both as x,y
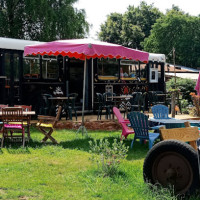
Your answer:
39,94 -> 52,115
96,93 -> 112,120
128,111 -> 160,149
65,93 -> 78,120
96,93 -> 103,120
103,92 -> 115,118
148,91 -> 157,107
130,92 -> 144,111
1,107 -> 25,148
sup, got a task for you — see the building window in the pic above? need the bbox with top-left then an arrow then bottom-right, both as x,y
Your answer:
42,55 -> 59,79
120,60 -> 141,80
23,55 -> 40,79
97,58 -> 119,80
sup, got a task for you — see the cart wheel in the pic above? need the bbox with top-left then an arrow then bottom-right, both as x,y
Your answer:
143,140 -> 200,195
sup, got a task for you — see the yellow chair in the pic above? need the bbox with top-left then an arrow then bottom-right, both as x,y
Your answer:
36,106 -> 62,144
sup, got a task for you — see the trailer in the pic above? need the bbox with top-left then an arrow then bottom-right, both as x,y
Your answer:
0,37 -> 166,114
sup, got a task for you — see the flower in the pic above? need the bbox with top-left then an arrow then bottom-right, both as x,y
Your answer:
190,92 -> 196,96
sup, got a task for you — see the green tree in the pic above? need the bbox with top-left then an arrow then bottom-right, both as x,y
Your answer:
99,13 -> 123,44
143,6 -> 200,68
99,1 -> 162,49
166,77 -> 196,104
121,2 -> 162,48
121,23 -> 144,49
0,0 -> 89,41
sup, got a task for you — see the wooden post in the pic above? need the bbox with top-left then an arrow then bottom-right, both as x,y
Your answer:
184,121 -> 197,149
159,126 -> 166,140
171,92 -> 176,118
184,121 -> 191,127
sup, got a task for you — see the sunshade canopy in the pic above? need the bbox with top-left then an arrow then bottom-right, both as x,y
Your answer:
24,39 -> 149,62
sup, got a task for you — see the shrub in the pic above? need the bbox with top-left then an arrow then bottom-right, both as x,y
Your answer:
181,99 -> 189,114
89,138 -> 129,176
166,77 -> 196,104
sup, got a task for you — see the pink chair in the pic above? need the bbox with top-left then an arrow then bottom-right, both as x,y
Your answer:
113,107 -> 134,140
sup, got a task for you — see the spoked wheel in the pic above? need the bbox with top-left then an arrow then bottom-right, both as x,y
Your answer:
143,140 -> 200,195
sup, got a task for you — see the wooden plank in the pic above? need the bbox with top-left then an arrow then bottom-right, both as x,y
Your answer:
160,126 -> 199,149
160,127 -> 199,142
184,121 -> 199,149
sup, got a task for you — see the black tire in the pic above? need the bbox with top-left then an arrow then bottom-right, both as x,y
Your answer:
143,140 -> 200,195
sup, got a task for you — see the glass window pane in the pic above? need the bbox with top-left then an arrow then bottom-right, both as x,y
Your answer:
120,60 -> 139,79
97,58 -> 118,80
42,56 -> 59,79
140,63 -> 147,79
23,55 -> 40,79
69,59 -> 84,81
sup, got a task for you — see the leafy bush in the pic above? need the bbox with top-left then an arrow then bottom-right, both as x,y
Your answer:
89,138 -> 129,176
166,77 -> 196,104
181,99 -> 189,114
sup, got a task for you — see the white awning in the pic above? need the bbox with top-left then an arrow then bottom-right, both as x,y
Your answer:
149,53 -> 166,63
0,37 -> 41,51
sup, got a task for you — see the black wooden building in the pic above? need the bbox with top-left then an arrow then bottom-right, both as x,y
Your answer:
0,37 -> 166,114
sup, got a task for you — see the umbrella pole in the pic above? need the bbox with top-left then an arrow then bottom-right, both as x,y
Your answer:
77,57 -> 87,136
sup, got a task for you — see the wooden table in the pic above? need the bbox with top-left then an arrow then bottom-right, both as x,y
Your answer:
48,97 -> 75,119
0,111 -> 35,140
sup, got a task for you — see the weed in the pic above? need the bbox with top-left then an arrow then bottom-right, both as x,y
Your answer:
89,138 -> 129,176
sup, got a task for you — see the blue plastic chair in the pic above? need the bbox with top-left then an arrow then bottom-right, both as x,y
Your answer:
151,104 -> 170,119
128,111 -> 160,149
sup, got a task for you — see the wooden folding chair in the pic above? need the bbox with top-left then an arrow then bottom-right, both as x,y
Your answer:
36,106 -> 62,144
1,107 -> 25,148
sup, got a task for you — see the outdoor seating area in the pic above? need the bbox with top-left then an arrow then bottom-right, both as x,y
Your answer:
95,91 -> 169,121
1,99 -> 200,198
1,0 -> 200,197
0,93 -> 199,151
40,93 -> 79,121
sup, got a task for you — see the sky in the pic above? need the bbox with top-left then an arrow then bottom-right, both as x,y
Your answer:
74,0 -> 200,39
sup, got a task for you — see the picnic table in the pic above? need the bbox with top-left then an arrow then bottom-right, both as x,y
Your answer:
149,117 -> 200,129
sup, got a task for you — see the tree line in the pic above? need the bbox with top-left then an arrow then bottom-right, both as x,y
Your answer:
1,0 -> 200,68
0,0 -> 89,41
99,2 -> 200,68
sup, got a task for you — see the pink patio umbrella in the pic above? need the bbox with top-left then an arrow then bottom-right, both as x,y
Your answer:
195,72 -> 200,115
24,38 -> 149,134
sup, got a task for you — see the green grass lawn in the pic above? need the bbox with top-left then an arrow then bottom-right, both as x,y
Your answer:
0,128 -> 199,200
